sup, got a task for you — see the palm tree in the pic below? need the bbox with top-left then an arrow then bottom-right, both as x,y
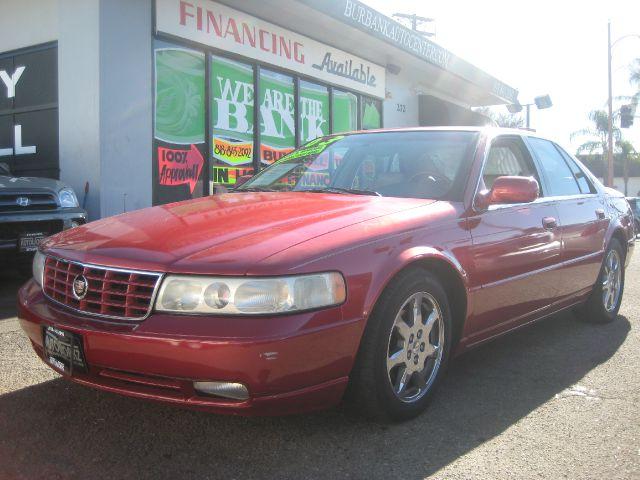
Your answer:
619,140 -> 637,195
474,107 -> 524,128
632,59 -> 640,120
630,58 -> 640,90
571,110 -> 620,154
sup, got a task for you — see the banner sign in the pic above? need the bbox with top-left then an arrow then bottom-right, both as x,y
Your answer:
155,0 -> 386,98
0,44 -> 58,178
154,44 -> 206,203
158,144 -> 204,193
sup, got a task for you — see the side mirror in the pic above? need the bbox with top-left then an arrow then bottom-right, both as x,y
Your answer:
476,176 -> 539,209
234,175 -> 253,188
0,162 -> 10,176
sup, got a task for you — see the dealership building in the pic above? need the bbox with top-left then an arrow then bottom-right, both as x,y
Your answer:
1,0 -> 518,219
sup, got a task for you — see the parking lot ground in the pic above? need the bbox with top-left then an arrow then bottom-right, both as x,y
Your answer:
0,259 -> 638,480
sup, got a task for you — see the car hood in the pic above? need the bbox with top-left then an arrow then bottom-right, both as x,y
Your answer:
0,175 -> 66,193
42,192 -> 434,275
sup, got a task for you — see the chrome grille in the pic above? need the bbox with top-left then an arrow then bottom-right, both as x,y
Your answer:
42,256 -> 162,321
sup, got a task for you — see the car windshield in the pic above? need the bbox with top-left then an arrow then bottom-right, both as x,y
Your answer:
237,131 -> 479,200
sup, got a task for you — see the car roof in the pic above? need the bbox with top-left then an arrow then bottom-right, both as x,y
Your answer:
343,126 -> 553,142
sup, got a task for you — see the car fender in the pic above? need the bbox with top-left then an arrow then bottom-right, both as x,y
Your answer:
603,194 -> 635,265
361,245 -> 470,326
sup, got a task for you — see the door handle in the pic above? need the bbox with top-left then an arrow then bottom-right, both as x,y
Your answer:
542,216 -> 557,230
596,208 -> 606,219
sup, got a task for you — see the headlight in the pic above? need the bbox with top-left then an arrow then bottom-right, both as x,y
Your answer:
155,272 -> 346,315
58,188 -> 79,208
32,251 -> 45,287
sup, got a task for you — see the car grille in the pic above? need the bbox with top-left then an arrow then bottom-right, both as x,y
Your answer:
42,256 -> 162,321
0,192 -> 58,212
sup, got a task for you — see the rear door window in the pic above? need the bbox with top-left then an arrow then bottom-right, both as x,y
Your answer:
555,145 -> 595,194
528,137 -> 581,197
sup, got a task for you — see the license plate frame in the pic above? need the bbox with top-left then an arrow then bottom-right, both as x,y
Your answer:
18,232 -> 47,252
42,326 -> 87,375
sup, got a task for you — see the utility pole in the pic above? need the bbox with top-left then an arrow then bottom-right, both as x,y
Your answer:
607,20 -> 614,188
392,13 -> 435,38
605,25 -> 640,188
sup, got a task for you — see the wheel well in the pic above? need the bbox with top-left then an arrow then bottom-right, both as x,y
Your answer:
611,228 -> 628,260
409,258 -> 468,348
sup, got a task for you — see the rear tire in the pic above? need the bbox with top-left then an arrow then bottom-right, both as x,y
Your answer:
578,238 -> 625,324
346,268 -> 452,421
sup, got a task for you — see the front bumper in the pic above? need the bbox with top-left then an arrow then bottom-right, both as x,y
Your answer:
0,208 -> 86,253
18,280 -> 362,415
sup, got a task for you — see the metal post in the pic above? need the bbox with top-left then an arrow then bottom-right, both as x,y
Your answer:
607,20 -> 615,188
526,104 -> 530,129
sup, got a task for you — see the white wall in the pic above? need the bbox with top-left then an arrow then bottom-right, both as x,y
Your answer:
605,177 -> 640,197
0,0 -> 57,53
98,0 -> 153,218
57,0 -> 153,220
58,0 -> 101,218
383,69 -> 419,128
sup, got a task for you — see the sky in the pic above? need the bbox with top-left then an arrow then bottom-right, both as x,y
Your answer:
362,0 -> 640,154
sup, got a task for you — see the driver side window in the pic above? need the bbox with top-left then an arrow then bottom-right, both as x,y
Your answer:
483,136 -> 541,191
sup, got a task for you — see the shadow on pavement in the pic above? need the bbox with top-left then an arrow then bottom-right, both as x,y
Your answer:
0,268 -> 26,322
0,311 -> 630,480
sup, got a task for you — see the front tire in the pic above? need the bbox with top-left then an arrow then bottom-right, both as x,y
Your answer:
578,238 -> 625,324
346,268 -> 452,421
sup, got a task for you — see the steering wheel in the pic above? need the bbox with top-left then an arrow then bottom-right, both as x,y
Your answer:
408,171 -> 452,187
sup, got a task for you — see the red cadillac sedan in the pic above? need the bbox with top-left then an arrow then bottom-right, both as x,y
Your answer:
18,128 -> 635,420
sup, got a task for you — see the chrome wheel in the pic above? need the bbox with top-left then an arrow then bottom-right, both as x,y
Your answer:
386,292 -> 444,403
602,249 -> 622,313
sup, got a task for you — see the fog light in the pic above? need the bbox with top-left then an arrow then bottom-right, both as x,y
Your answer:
193,381 -> 249,401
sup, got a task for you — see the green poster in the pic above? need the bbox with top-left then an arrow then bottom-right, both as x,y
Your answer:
299,81 -> 329,143
333,90 -> 358,133
259,70 -> 295,165
211,56 -> 254,167
154,47 -> 205,144
362,97 -> 382,130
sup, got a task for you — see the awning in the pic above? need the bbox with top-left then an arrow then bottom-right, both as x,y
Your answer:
219,0 -> 518,106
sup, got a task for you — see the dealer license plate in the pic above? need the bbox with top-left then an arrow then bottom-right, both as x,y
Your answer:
43,326 -> 87,375
19,232 -> 46,252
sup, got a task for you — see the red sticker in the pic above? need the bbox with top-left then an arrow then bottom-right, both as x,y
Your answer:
158,144 -> 204,194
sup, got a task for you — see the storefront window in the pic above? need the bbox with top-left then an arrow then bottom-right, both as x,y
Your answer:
361,97 -> 382,130
210,55 -> 254,186
332,90 -> 358,133
152,40 -> 385,202
153,42 -> 206,204
259,69 -> 295,165
299,80 -> 329,143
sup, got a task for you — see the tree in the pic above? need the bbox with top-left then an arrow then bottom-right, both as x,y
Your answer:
619,139 -> 638,195
630,58 -> 640,92
571,110 -> 621,155
629,58 -> 640,115
474,107 -> 524,128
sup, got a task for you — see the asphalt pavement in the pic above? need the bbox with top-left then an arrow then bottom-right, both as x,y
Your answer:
0,259 -> 638,480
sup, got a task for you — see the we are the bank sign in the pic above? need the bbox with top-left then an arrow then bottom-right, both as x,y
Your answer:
155,0 -> 386,99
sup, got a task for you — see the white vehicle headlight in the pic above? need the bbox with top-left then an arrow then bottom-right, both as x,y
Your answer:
33,251 -> 45,287
155,272 -> 346,315
58,188 -> 79,208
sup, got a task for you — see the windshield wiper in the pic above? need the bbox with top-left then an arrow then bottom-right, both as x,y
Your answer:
299,187 -> 381,196
234,186 -> 278,192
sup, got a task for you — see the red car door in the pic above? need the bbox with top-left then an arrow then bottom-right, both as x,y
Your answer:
465,135 -> 563,345
526,138 -> 609,299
